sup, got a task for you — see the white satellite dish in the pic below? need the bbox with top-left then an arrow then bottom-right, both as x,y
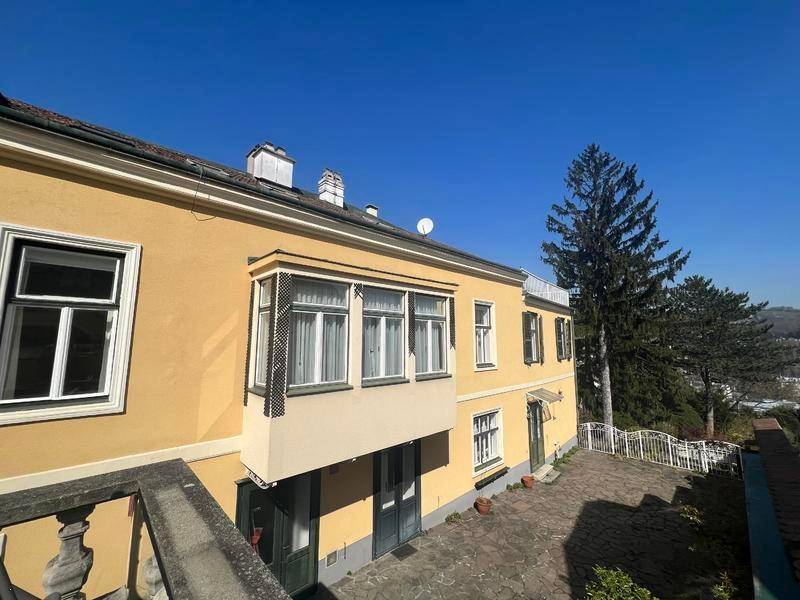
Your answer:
417,217 -> 434,236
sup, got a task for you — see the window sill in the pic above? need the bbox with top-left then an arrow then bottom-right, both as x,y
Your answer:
361,377 -> 410,389
472,457 -> 505,479
475,363 -> 497,372
286,383 -> 353,397
0,395 -> 120,426
415,372 -> 452,383
247,385 -> 267,396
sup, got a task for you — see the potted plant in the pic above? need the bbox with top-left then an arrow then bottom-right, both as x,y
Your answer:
521,475 -> 534,489
475,496 -> 492,515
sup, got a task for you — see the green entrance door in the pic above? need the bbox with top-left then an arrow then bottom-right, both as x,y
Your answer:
236,471 -> 319,598
373,441 -> 421,557
528,401 -> 546,471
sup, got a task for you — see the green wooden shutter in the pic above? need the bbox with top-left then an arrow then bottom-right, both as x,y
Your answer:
523,312 -> 533,364
565,319 -> 573,360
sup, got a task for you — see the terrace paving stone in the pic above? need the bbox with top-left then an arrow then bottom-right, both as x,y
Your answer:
313,451 -> 748,600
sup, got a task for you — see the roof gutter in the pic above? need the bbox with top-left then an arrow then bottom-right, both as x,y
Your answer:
0,102 -> 524,281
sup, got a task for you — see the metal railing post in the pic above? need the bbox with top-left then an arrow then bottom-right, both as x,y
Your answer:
638,431 -> 644,460
588,427 -> 593,451
668,438 -> 674,467
700,441 -> 708,473
609,425 -> 616,454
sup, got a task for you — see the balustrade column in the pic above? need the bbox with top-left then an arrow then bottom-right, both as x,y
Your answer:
43,505 -> 95,600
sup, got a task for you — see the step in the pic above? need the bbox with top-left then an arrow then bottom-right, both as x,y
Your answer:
541,469 -> 561,484
532,463 -> 554,482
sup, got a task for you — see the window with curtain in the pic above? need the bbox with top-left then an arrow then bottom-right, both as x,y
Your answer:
473,410 -> 502,472
415,294 -> 446,375
474,302 -> 494,367
288,278 -> 349,386
0,244 -> 121,403
362,287 -> 404,380
253,278 -> 272,387
522,311 -> 539,364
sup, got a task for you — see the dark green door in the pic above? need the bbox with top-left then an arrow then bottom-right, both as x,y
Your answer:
528,402 -> 546,471
236,471 -> 319,598
373,441 -> 421,557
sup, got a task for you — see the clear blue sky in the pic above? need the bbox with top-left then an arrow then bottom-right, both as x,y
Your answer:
3,1 -> 799,305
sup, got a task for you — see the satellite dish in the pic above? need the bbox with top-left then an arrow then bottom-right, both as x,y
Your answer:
417,217 -> 434,236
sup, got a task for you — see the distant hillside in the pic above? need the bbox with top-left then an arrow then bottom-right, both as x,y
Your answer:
761,306 -> 800,339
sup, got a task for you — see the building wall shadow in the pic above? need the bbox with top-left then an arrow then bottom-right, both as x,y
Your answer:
564,474 -> 751,598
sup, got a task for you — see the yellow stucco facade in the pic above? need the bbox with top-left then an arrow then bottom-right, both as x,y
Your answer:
0,115 -> 576,595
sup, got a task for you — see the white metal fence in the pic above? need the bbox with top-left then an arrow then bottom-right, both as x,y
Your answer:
578,422 -> 742,478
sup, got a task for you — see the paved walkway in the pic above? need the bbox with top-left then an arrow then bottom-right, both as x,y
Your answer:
313,450 -> 747,599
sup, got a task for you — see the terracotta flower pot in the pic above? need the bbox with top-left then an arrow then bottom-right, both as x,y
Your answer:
475,496 -> 492,515
521,475 -> 534,489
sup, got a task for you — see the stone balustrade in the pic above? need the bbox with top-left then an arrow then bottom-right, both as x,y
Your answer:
0,460 -> 290,600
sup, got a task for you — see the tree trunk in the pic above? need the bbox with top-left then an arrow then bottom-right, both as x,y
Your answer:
705,400 -> 714,438
703,371 -> 714,438
598,323 -> 613,426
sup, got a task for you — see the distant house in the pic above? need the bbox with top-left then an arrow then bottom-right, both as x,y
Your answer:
0,94 -> 577,597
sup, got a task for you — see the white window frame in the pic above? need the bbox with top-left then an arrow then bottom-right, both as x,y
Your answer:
473,300 -> 496,370
0,223 -> 140,425
288,278 -> 350,388
362,287 -> 405,381
414,295 -> 447,376
472,407 -> 504,476
251,278 -> 272,388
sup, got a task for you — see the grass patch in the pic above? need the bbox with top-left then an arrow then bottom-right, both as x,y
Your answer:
506,482 -> 524,492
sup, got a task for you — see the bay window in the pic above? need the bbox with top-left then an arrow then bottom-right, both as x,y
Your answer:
362,287 -> 404,380
288,278 -> 349,387
414,294 -> 446,375
0,224 -> 139,425
474,301 -> 494,367
473,409 -> 502,473
253,278 -> 272,387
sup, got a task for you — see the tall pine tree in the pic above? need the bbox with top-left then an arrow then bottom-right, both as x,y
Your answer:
667,275 -> 798,437
543,144 -> 688,426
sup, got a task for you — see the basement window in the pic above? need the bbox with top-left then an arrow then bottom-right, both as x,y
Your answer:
0,224 -> 139,425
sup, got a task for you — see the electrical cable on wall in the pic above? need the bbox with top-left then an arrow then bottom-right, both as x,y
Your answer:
190,164 -> 216,222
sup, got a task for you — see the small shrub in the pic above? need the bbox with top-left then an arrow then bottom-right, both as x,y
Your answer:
553,445 -> 580,468
679,505 -> 704,528
444,511 -> 462,525
585,566 -> 658,599
711,572 -> 736,600
506,482 -> 524,492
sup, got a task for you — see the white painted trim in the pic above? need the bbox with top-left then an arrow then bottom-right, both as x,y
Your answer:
0,121 -> 525,285
0,436 -> 241,494
457,372 -> 575,403
0,223 -> 140,425
472,298 -> 497,370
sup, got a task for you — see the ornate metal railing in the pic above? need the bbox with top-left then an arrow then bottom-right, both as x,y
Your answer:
0,459 -> 290,600
578,422 -> 742,478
